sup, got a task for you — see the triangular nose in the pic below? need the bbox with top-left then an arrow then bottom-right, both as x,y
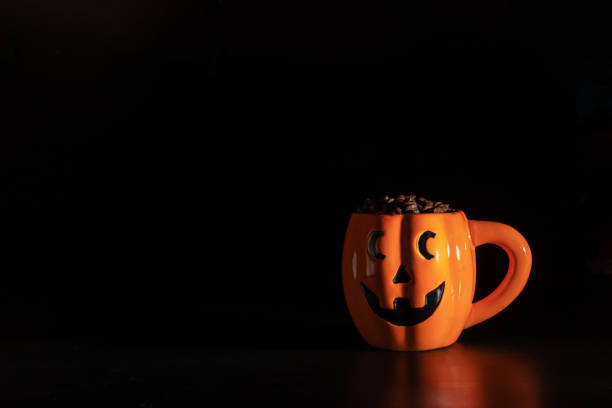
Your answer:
393,264 -> 411,284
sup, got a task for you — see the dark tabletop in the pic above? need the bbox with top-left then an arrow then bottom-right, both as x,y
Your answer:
1,323 -> 611,407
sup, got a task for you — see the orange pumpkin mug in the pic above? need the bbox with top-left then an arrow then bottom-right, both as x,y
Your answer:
342,210 -> 531,351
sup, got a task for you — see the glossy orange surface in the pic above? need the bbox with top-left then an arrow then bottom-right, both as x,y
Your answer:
342,210 -> 531,351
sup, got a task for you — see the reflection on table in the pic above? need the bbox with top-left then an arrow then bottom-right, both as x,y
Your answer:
345,342 -> 540,408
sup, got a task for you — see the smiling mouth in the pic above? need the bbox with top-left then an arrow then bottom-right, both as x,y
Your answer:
360,281 -> 445,326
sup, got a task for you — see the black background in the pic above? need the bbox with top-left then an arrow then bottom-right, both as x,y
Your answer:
1,0 -> 611,405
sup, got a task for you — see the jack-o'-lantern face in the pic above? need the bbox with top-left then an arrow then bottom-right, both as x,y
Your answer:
342,211 -> 477,351
360,229 -> 445,326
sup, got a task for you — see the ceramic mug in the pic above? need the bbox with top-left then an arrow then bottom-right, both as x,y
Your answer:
342,210 -> 531,351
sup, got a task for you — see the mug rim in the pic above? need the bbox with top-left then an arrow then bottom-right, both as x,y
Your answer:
351,210 -> 466,217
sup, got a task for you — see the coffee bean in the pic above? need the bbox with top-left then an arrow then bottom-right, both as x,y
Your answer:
357,194 -> 455,214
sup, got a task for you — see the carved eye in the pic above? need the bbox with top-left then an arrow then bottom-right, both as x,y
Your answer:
368,231 -> 385,260
418,230 -> 436,260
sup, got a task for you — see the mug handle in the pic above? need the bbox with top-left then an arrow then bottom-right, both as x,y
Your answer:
464,220 -> 532,329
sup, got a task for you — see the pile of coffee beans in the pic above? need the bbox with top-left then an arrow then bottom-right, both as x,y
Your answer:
356,194 -> 456,214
